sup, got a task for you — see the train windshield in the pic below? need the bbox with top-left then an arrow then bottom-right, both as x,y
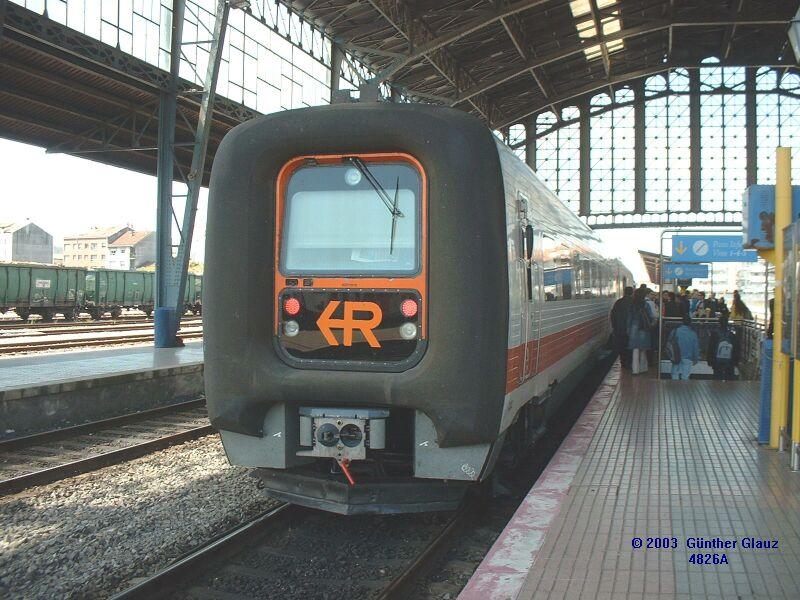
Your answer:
281,161 -> 422,275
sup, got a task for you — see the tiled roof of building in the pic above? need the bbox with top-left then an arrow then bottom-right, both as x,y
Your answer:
109,230 -> 153,247
67,226 -> 129,239
0,222 -> 28,233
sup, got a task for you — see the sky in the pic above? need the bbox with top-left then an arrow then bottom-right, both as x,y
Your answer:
0,138 -> 208,261
0,137 -> 660,278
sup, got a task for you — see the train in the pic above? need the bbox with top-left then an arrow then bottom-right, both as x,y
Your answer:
205,103 -> 633,515
0,263 -> 202,321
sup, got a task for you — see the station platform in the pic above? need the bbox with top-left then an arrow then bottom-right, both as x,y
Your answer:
0,342 -> 204,438
461,364 -> 800,600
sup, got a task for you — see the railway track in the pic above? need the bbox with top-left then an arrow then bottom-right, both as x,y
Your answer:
0,319 -> 202,337
0,314 -> 152,328
0,399 -> 214,495
0,316 -> 200,332
111,496 -> 477,600
108,356 -> 617,600
0,326 -> 203,353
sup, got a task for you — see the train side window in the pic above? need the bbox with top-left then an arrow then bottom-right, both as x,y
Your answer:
542,234 -> 573,301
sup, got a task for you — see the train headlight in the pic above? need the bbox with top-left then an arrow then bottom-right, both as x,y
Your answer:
399,321 -> 417,340
284,320 -> 300,337
344,167 -> 362,186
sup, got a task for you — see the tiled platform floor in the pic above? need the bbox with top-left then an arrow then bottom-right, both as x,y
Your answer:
517,375 -> 800,600
0,341 -> 203,391
462,367 -> 800,600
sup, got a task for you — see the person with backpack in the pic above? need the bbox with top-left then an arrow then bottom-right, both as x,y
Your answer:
666,315 -> 700,380
628,287 -> 656,375
707,315 -> 739,380
610,286 -> 634,369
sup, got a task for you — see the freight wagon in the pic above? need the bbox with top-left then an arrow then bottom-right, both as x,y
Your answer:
84,269 -> 155,319
0,263 -> 85,321
84,270 -> 203,319
0,265 -> 202,321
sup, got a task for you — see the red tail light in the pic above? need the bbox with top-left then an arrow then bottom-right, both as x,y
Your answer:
401,299 -> 418,318
284,297 -> 301,316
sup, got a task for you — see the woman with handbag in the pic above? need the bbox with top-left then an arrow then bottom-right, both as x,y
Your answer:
628,287 -> 656,374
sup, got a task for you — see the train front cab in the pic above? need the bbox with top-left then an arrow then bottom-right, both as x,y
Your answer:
207,105 -> 512,515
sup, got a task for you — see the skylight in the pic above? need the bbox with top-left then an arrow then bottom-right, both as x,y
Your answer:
569,0 -> 625,61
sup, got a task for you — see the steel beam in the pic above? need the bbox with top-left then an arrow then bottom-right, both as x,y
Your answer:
493,57 -> 792,130
689,68 -> 702,214
579,102 -> 591,217
372,0 -> 552,83
588,0 -> 611,77
452,17 -> 789,110
155,0 -> 185,347
745,67 -> 758,186
525,116 -> 536,170
363,0 -> 490,120
330,44 -> 344,98
634,81 -> 646,214
155,0 -> 233,347
499,15 -> 558,115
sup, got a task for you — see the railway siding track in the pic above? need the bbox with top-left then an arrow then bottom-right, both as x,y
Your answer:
0,328 -> 203,353
0,318 -> 202,336
0,399 -> 214,495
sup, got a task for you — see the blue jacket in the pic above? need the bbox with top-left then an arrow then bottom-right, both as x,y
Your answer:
668,325 -> 700,362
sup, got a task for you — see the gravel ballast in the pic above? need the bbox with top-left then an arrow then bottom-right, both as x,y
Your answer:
0,435 -> 276,599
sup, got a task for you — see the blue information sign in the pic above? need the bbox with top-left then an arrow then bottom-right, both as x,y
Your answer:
671,235 -> 758,263
741,184 -> 800,249
662,263 -> 709,279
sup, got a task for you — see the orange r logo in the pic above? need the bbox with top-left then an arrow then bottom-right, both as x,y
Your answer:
317,301 -> 383,348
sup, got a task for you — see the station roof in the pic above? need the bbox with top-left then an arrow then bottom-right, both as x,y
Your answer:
294,0 -> 800,129
639,249 -> 668,284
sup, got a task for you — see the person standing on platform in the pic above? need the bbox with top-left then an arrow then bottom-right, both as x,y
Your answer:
628,287 -> 656,375
611,286 -> 634,369
663,292 -> 684,318
667,315 -> 700,380
730,290 -> 753,322
707,315 -> 739,380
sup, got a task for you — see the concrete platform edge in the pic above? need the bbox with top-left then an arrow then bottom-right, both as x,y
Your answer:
458,361 -> 622,600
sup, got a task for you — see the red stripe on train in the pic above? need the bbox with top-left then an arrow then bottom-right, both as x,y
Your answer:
505,314 -> 609,393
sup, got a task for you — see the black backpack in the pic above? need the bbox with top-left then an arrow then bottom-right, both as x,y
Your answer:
666,332 -> 682,364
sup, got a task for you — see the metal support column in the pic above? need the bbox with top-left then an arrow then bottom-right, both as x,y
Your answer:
155,0 -> 185,345
634,81 -> 646,214
771,147 -> 792,449
155,0 -> 233,347
689,69 -> 702,213
524,116 -> 536,171
745,67 -> 758,187
330,44 -> 343,101
579,102 -> 591,217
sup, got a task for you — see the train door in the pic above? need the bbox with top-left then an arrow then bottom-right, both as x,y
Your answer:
517,192 -> 541,382
530,229 -> 543,375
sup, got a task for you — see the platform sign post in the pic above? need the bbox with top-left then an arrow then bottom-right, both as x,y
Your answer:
771,148 -> 792,454
793,219 -> 800,468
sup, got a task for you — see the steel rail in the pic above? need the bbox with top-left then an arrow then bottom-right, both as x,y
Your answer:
0,330 -> 204,353
110,503 -> 296,600
0,398 -> 206,451
0,424 -> 214,496
378,496 -> 479,599
0,320 -> 202,336
0,316 -> 201,330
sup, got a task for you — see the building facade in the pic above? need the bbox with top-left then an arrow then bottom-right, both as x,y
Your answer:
106,231 -> 155,270
63,226 -> 131,269
0,221 -> 53,263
